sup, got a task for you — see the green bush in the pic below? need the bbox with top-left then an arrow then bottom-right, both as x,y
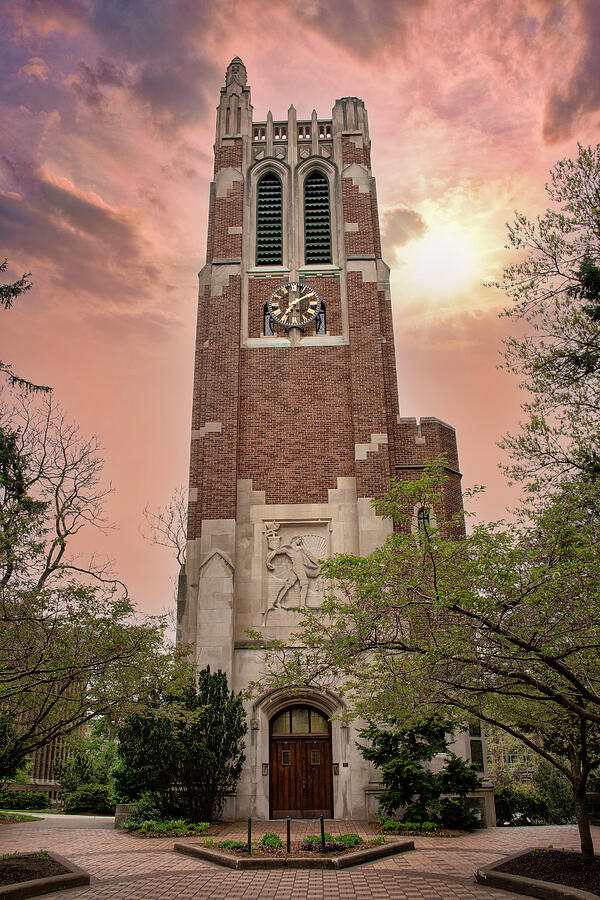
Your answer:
337,833 -> 363,848
137,819 -> 209,837
533,759 -> 575,824
303,833 -> 334,844
120,793 -> 161,830
63,783 -> 114,815
217,839 -> 246,850
260,832 -> 283,848
494,784 -> 549,826
0,790 -> 48,810
438,798 -> 479,830
359,718 -> 480,830
114,667 -> 246,822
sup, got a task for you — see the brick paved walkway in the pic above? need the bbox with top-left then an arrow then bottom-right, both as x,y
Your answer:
0,813 -> 598,899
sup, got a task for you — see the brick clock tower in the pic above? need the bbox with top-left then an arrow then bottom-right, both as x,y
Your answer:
178,58 -> 473,821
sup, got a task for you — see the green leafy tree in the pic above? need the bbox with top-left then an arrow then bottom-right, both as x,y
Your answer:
360,717 -> 480,829
54,729 -> 117,793
115,667 -> 246,822
498,144 -> 600,485
258,464 -> 600,859
533,758 -> 575,824
1,259 -> 50,393
0,392 -> 174,782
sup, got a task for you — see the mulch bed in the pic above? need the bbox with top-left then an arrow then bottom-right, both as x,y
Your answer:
0,853 -> 68,887
497,849 -> 600,896
211,840 -> 382,858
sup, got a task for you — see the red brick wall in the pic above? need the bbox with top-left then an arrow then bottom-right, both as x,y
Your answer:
208,181 -> 243,261
237,346 -> 355,503
392,419 -> 464,536
214,141 -> 243,174
342,136 -> 371,168
342,181 -> 378,256
187,274 -> 241,535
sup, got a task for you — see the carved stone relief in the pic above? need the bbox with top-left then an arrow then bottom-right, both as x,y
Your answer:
263,520 -> 329,619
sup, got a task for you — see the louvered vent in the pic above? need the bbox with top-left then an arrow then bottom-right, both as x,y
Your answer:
256,172 -> 283,266
304,170 -> 332,264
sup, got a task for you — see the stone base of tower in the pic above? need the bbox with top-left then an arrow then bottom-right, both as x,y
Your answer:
177,465 -> 490,822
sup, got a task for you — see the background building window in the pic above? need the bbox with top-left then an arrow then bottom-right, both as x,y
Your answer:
256,172 -> 283,265
304,170 -> 332,264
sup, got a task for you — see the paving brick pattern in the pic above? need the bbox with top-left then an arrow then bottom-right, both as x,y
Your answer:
1,815 -> 598,899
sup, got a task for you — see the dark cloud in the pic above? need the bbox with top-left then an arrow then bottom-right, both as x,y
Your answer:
0,154 -> 160,304
382,206 -> 428,258
71,57 -> 125,108
543,0 -> 600,143
85,0 -> 220,127
290,0 -> 430,56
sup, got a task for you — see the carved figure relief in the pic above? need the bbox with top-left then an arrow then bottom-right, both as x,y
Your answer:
264,522 -> 326,617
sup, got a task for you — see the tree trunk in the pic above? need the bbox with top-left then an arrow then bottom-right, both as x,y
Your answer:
573,778 -> 595,862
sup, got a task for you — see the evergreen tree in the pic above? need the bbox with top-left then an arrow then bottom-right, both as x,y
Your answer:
115,667 -> 246,822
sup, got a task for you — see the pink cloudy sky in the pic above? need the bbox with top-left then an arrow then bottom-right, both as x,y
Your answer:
2,0 -> 600,615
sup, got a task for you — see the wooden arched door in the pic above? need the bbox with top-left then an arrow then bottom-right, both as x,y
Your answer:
269,706 -> 333,819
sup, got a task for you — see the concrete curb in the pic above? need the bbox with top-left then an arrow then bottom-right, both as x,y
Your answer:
174,838 -> 414,870
475,847 -> 598,900
0,851 -> 90,900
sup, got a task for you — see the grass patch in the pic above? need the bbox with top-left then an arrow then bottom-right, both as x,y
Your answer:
0,812 -> 43,824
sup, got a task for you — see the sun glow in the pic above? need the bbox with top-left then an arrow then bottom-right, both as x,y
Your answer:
395,223 -> 480,295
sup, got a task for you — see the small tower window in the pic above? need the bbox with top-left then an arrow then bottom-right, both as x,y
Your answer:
256,172 -> 283,266
264,304 -> 274,336
315,302 -> 326,335
304,170 -> 332,264
417,507 -> 430,533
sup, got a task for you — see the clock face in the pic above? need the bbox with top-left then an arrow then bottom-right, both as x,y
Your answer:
267,282 -> 321,329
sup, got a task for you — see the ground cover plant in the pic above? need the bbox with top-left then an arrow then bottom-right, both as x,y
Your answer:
200,833 -> 385,857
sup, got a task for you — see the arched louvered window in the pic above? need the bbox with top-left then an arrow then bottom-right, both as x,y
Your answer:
304,170 -> 332,264
256,172 -> 283,266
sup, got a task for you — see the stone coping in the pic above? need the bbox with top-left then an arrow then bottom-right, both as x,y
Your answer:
174,838 -> 414,870
475,847 -> 598,900
0,851 -> 90,900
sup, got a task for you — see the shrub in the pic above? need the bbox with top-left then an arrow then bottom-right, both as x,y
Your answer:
337,833 -> 363,848
438,798 -> 479,830
115,667 -> 246,822
217,840 -> 246,850
63,784 -> 114,815
0,790 -> 48,810
301,835 -> 347,852
359,718 -> 481,829
494,785 -> 549,826
137,819 -> 209,837
533,759 -> 575,824
260,832 -> 283,848
122,793 -> 161,830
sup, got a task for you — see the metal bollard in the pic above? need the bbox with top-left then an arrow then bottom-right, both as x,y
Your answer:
320,815 -> 325,852
286,817 -> 291,853
247,816 -> 251,854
